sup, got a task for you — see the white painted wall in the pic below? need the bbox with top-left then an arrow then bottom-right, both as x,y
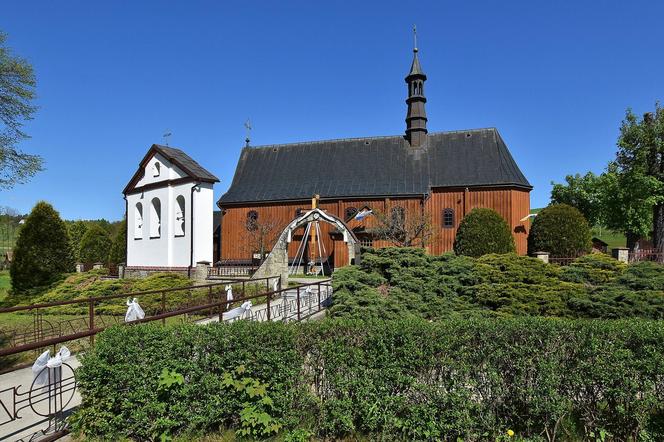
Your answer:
126,154 -> 215,268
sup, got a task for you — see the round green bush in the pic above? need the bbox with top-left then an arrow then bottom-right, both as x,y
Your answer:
527,204 -> 592,258
453,208 -> 515,257
79,224 -> 112,263
10,201 -> 75,292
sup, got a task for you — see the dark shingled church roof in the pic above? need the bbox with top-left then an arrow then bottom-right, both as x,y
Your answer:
152,145 -> 219,183
218,128 -> 531,205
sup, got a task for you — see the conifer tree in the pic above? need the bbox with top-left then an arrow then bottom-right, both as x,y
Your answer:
11,201 -> 74,292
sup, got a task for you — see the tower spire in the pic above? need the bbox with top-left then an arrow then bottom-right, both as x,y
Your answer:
405,25 -> 428,147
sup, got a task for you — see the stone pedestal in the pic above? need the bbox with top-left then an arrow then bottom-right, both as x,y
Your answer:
194,261 -> 211,281
534,251 -> 549,264
118,263 -> 125,279
75,263 -> 85,273
612,247 -> 629,263
92,262 -> 104,270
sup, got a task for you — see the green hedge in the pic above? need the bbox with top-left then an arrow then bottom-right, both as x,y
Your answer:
73,319 -> 664,441
329,248 -> 664,320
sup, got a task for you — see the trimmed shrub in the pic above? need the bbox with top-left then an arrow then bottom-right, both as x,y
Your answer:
78,224 -> 112,264
453,208 -> 515,257
108,220 -> 126,265
560,253 -> 626,285
527,203 -> 592,257
72,319 -> 664,441
10,201 -> 75,292
331,247 -> 664,320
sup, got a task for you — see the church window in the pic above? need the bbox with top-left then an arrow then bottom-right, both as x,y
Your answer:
295,208 -> 303,217
175,195 -> 185,237
443,208 -> 454,228
391,206 -> 405,226
152,162 -> 161,177
246,210 -> 258,231
134,202 -> 143,239
150,198 -> 161,238
345,207 -> 358,221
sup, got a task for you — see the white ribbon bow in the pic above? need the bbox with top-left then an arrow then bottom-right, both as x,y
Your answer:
273,280 -> 279,292
225,284 -> 233,301
32,346 -> 71,385
222,300 -> 252,321
125,298 -> 145,322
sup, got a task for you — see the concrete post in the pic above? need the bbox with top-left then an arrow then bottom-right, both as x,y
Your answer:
92,262 -> 104,270
612,247 -> 629,263
75,263 -> 85,273
118,263 -> 125,279
194,261 -> 211,281
533,251 -> 549,264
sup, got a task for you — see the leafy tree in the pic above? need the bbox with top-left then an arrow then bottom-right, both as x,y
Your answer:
614,105 -> 664,252
67,220 -> 87,262
528,204 -> 592,257
0,31 -> 43,188
10,201 -> 74,292
550,172 -> 604,226
453,208 -> 515,257
597,167 -> 656,250
108,220 -> 126,264
79,224 -> 112,264
372,206 -> 435,247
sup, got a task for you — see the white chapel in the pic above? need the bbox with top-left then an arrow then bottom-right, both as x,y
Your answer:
122,144 -> 219,274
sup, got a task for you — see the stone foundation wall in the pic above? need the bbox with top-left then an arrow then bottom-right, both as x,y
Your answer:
123,266 -> 190,279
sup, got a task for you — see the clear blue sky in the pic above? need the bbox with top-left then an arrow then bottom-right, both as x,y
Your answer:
2,1 -> 662,220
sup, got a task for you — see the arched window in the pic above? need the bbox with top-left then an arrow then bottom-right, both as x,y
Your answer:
295,208 -> 303,218
150,198 -> 161,238
345,207 -> 358,221
152,161 -> 161,177
246,210 -> 258,231
134,202 -> 143,239
174,195 -> 185,237
443,208 -> 454,228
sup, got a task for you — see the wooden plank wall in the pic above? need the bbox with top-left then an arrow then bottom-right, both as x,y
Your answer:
219,188 -> 531,267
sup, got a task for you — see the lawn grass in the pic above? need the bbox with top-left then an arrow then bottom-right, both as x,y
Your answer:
0,270 -> 10,303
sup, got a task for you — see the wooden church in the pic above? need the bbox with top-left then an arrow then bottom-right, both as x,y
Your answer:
217,41 -> 532,269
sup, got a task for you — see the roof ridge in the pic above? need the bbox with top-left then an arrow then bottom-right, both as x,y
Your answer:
244,127 -> 499,150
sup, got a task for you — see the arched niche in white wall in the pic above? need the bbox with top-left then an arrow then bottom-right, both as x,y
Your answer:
175,195 -> 185,237
150,197 -> 161,238
134,202 -> 143,239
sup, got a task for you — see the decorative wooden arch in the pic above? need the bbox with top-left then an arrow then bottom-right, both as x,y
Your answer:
252,208 -> 360,285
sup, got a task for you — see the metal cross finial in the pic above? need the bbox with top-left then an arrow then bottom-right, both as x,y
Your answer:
244,119 -> 252,147
413,25 -> 418,53
163,130 -> 172,146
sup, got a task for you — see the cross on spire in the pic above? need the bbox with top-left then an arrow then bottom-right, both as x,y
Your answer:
413,25 -> 418,53
244,119 -> 252,147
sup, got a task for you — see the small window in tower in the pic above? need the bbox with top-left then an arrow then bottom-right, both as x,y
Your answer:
152,162 -> 161,177
345,207 -> 358,221
175,195 -> 185,237
246,210 -> 259,231
134,202 -> 143,239
443,208 -> 455,228
150,198 -> 161,238
295,208 -> 303,218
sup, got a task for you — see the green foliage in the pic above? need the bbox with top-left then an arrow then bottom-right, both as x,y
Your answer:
108,220 -> 127,264
73,319 -> 664,441
221,365 -> 283,438
454,208 -> 515,257
528,203 -> 592,257
331,247 -> 664,320
66,221 -> 87,262
559,252 -> 627,285
0,31 -> 43,188
10,201 -> 74,293
78,224 -> 112,264
551,172 -> 604,226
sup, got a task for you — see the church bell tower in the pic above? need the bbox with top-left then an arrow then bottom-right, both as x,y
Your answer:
405,26 -> 428,147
